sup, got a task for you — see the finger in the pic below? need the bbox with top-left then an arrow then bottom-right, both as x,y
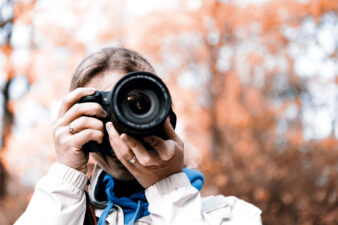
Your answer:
163,118 -> 183,147
120,133 -> 160,167
58,102 -> 107,126
163,117 -> 178,140
105,121 -> 119,137
143,136 -> 175,161
105,122 -> 135,161
69,116 -> 104,134
58,88 -> 96,117
71,129 -> 104,148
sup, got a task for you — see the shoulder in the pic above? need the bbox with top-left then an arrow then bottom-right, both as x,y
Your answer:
201,195 -> 262,225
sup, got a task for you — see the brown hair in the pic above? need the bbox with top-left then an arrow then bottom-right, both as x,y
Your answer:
70,47 -> 155,90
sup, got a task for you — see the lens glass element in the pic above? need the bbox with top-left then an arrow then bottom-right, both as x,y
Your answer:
126,90 -> 151,115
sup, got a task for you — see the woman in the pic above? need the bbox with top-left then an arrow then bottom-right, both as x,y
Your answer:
15,47 -> 262,225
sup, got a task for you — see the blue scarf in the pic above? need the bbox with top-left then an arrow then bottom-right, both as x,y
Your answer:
97,168 -> 204,225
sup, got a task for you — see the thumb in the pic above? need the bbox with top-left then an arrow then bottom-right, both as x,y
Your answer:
164,118 -> 181,143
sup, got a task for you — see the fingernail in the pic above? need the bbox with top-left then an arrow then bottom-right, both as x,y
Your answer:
120,133 -> 128,142
106,122 -> 119,137
87,88 -> 96,93
105,122 -> 112,129
101,110 -> 108,117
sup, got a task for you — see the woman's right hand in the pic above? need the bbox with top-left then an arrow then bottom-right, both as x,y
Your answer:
53,88 -> 107,174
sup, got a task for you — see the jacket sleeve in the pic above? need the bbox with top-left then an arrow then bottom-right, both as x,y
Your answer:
14,162 -> 88,225
145,173 -> 262,225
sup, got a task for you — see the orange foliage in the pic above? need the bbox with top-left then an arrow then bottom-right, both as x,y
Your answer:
0,0 -> 337,225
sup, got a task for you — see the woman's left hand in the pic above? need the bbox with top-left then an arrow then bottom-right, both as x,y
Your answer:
105,118 -> 184,188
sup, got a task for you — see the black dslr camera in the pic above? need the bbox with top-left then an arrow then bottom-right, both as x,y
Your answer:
78,71 -> 176,155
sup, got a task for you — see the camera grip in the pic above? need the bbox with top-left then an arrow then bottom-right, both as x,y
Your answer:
77,91 -> 113,154
82,141 -> 101,153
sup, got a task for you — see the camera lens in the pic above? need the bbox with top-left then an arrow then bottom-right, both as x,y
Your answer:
126,90 -> 151,115
110,71 -> 173,137
121,89 -> 159,123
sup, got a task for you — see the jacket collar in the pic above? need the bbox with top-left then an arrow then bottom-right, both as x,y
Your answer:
88,164 -> 233,223
87,164 -> 108,209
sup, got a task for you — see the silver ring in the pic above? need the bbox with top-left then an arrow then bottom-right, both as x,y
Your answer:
68,124 -> 75,134
128,156 -> 136,164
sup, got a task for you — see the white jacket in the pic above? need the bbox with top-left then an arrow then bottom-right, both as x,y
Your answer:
15,163 -> 262,225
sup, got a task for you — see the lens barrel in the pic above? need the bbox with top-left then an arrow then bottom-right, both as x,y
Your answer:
110,71 -> 172,138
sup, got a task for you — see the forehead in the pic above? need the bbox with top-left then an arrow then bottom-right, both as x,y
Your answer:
84,71 -> 124,91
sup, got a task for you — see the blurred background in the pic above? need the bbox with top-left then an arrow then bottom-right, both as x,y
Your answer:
0,0 -> 337,224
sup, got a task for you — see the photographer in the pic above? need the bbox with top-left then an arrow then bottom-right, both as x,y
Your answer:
14,47 -> 262,225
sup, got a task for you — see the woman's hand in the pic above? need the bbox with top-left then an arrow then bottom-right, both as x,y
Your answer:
53,88 -> 107,174
105,118 -> 184,188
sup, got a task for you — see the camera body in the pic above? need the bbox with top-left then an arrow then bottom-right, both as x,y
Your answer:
78,71 -> 176,155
